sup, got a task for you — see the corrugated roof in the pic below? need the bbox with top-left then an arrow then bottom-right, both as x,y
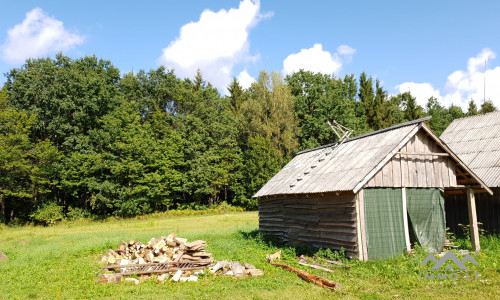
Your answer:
254,118 -> 430,198
441,111 -> 500,187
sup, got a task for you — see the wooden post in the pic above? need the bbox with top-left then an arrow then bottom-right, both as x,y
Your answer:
401,188 -> 411,252
355,193 -> 364,261
358,189 -> 368,261
466,188 -> 480,253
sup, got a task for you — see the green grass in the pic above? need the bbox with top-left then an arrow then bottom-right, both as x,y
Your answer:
0,212 -> 499,299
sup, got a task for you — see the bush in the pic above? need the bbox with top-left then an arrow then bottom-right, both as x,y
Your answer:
66,207 -> 92,221
30,202 -> 64,225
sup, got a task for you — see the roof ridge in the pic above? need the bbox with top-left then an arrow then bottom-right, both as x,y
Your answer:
448,110 -> 500,124
297,116 -> 431,155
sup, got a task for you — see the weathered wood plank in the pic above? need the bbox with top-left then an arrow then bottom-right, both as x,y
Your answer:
467,188 -> 480,253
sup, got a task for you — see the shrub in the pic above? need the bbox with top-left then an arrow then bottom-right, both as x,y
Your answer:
30,202 -> 64,225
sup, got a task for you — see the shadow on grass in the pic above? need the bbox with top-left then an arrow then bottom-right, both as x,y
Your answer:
237,229 -> 345,260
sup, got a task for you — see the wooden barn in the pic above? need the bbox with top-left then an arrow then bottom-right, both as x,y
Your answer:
254,117 -> 492,260
441,111 -> 500,235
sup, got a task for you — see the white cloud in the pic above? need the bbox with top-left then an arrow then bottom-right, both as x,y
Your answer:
236,69 -> 255,89
397,48 -> 500,110
337,45 -> 356,56
1,8 -> 84,64
396,82 -> 442,108
283,43 -> 355,76
158,0 -> 267,91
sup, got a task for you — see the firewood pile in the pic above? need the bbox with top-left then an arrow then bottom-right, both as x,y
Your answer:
101,233 -> 212,266
98,233 -> 263,284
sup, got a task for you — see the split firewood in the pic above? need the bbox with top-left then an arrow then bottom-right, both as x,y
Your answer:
125,277 -> 140,285
171,270 -> 183,282
0,251 -> 8,261
99,274 -> 123,283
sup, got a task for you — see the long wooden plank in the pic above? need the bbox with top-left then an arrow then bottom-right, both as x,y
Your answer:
358,189 -> 368,261
466,188 -> 480,253
355,192 -> 364,261
401,188 -> 411,252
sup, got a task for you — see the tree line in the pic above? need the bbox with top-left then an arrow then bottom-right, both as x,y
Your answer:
0,54 -> 496,223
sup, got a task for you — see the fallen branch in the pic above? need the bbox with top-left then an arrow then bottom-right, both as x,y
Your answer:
297,261 -> 334,273
269,261 -> 341,291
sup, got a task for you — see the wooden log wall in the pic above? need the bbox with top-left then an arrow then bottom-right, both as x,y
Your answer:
445,188 -> 500,234
365,130 -> 457,188
258,192 -> 358,257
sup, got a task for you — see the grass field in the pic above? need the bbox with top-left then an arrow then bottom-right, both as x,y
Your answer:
0,211 -> 499,299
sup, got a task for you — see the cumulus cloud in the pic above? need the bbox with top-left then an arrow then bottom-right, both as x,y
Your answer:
1,8 -> 84,64
159,0 -> 267,91
396,82 -> 442,108
397,48 -> 500,110
236,69 -> 255,89
283,43 -> 355,76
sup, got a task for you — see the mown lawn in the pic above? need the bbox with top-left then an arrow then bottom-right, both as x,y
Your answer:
0,212 -> 498,299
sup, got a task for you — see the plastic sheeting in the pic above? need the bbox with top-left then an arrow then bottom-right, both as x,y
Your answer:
406,188 -> 445,253
364,188 -> 406,259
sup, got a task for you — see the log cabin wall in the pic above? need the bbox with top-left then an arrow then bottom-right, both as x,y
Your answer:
365,130 -> 457,188
445,187 -> 500,234
258,191 -> 358,257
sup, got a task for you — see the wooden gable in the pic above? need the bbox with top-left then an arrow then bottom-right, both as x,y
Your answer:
365,129 -> 457,188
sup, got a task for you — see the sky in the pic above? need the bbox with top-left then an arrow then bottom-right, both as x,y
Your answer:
1,0 -> 500,110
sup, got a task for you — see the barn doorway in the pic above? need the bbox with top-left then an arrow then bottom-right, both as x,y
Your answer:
364,188 -> 446,259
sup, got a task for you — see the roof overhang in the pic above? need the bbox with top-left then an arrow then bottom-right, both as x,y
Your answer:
420,123 -> 493,195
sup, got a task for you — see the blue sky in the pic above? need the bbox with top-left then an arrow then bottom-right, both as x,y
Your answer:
1,1 -> 500,110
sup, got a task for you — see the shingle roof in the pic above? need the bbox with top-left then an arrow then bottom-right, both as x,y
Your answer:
254,118 -> 430,198
441,111 -> 500,187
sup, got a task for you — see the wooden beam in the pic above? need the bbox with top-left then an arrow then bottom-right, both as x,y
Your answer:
355,193 -> 364,261
397,152 -> 449,156
401,188 -> 411,252
358,190 -> 368,261
466,188 -> 480,253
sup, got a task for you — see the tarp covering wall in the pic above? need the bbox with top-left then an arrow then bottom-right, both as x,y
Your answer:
364,188 -> 406,259
406,188 -> 445,253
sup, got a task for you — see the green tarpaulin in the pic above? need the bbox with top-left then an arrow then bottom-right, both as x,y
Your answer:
364,188 -> 406,260
406,188 -> 445,253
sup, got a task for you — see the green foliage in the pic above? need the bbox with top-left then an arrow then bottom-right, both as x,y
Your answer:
467,99 -> 479,116
0,94 -> 59,223
29,202 -> 64,225
1,54 -> 484,223
480,100 -> 496,114
5,53 -> 120,151
286,70 -> 368,150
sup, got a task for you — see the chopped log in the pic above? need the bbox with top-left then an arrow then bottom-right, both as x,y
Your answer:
246,269 -> 264,276
125,277 -> 140,285
99,274 -> 123,283
157,273 -> 169,283
171,270 -> 183,282
184,240 -> 206,248
243,262 -> 255,270
269,261 -> 341,291
0,251 -> 8,261
191,252 -> 211,257
174,251 -> 184,262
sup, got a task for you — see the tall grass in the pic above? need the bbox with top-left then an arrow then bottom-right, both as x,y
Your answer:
0,212 -> 498,299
